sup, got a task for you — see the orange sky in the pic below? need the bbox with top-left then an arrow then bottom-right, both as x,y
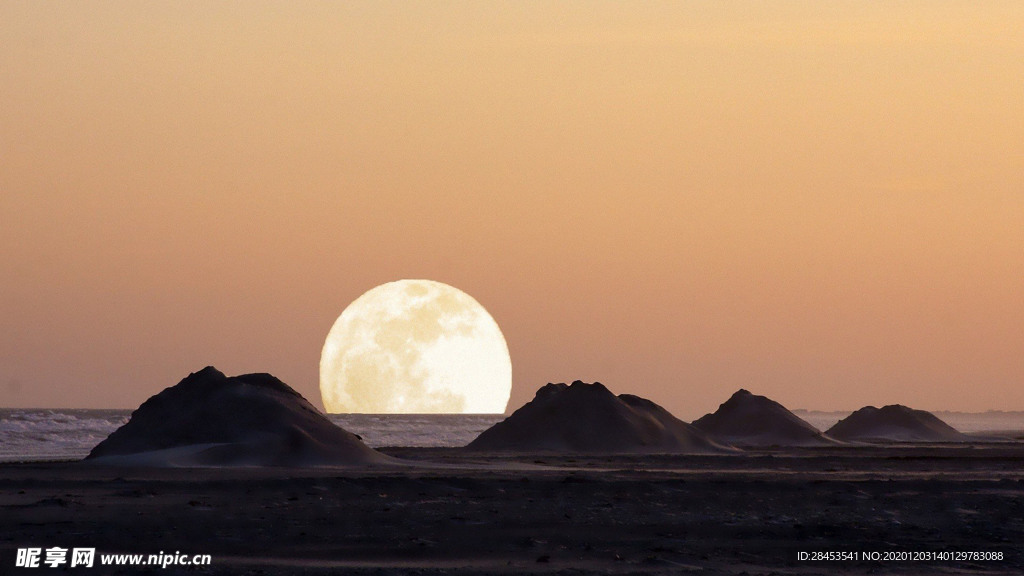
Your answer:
2,2 -> 1022,418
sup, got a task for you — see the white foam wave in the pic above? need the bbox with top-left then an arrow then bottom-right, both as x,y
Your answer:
0,409 -> 501,461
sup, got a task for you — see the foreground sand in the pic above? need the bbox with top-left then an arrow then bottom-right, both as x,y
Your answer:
2,444 -> 1023,575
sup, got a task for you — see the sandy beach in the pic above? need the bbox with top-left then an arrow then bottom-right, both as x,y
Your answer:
3,443 -> 1022,575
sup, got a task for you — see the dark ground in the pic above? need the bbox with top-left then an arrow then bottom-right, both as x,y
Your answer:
1,444 -> 1022,575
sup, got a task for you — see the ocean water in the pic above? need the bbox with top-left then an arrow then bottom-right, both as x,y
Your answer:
0,409 -> 131,462
328,414 -> 503,449
0,409 -> 503,462
2,408 -> 1022,463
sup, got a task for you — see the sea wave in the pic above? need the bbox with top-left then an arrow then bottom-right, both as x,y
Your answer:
0,409 -> 131,461
0,409 -> 502,462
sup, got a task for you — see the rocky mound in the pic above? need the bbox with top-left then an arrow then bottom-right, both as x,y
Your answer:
826,405 -> 968,443
692,389 -> 837,446
466,381 -> 733,453
86,367 -> 388,466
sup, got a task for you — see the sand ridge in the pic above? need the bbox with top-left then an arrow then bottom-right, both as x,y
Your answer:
692,389 -> 838,446
86,367 -> 389,467
827,404 -> 969,443
467,381 -> 733,453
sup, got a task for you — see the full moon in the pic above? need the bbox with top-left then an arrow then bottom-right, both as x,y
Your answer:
319,280 -> 512,414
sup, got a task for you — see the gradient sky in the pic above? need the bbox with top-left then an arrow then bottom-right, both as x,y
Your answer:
2,2 -> 1022,419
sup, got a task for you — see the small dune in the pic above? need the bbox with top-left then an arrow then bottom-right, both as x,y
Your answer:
467,380 -> 733,453
86,367 -> 388,466
692,389 -> 837,446
827,404 -> 968,443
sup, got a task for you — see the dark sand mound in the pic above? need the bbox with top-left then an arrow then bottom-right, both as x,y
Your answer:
827,404 -> 968,443
86,367 -> 388,466
692,389 -> 837,446
467,381 -> 733,453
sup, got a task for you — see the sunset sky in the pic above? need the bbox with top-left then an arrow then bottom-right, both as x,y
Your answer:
2,2 -> 1022,418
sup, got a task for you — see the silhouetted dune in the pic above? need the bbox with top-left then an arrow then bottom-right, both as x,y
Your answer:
86,367 -> 387,466
826,404 -> 968,443
692,389 -> 837,446
467,381 -> 733,453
